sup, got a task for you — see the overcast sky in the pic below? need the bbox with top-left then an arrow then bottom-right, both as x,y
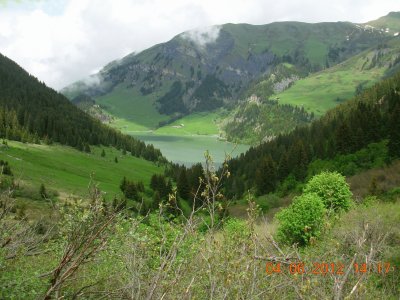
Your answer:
0,0 -> 398,90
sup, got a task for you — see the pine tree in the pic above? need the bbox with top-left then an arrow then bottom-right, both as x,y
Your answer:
177,169 -> 190,200
150,174 -> 159,191
0,160 -> 12,176
101,149 -> 106,157
152,191 -> 161,210
335,122 -> 353,154
388,104 -> 400,158
255,155 -> 277,195
124,182 -> 138,201
115,156 -> 118,163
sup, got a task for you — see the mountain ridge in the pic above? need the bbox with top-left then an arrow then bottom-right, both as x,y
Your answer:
62,12 -> 400,143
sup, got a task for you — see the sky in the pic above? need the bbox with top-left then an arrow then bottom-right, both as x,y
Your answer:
0,0 -> 398,90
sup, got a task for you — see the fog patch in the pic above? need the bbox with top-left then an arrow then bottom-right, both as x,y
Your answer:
181,25 -> 221,48
82,73 -> 102,87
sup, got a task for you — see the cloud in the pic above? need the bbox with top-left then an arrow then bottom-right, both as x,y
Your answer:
0,0 -> 398,90
181,25 -> 221,48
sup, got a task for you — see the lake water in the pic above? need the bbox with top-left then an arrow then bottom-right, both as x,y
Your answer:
129,133 -> 250,166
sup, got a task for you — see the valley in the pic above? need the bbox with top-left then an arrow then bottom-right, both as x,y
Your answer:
1,6 -> 400,299
129,132 -> 249,166
111,111 -> 249,165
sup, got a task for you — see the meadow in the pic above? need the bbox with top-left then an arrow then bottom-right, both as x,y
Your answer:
0,141 -> 163,198
95,83 -> 170,131
275,58 -> 385,115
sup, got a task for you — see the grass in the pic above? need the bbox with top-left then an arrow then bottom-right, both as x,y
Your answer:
275,52 -> 386,116
95,83 -> 170,131
154,112 -> 221,136
0,141 -> 163,198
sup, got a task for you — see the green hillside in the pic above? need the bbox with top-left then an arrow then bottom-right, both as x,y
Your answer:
0,141 -> 162,198
275,38 -> 400,115
366,11 -> 400,33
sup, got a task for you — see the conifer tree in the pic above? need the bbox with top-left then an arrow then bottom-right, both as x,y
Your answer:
255,155 -> 277,195
152,191 -> 161,210
388,103 -> 400,158
177,169 -> 190,200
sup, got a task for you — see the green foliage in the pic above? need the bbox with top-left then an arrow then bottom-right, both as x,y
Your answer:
388,103 -> 400,158
150,174 -> 172,201
303,172 -> 353,212
276,193 -> 326,245
255,155 -> 277,195
224,99 -> 313,144
307,141 -> 389,177
223,218 -> 250,242
177,169 -> 190,200
120,177 -> 141,201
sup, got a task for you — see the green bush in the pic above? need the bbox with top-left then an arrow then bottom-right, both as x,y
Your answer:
303,171 -> 353,213
276,193 -> 326,246
223,218 -> 250,240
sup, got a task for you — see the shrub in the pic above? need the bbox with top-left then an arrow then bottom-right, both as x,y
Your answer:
223,218 -> 250,240
276,193 -> 326,246
303,171 -> 353,213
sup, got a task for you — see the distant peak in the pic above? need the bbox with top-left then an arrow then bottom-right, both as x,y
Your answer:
387,11 -> 400,18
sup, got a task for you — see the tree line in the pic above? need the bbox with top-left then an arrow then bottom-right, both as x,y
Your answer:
224,71 -> 400,197
0,53 -> 164,163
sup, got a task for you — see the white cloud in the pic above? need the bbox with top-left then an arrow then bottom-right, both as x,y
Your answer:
0,0 -> 398,90
181,25 -> 221,48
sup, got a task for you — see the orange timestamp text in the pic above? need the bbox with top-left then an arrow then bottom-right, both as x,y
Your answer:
265,261 -> 394,275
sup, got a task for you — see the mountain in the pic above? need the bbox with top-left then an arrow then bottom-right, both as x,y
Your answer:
0,53 -> 164,162
62,16 -> 393,129
224,70 -> 400,198
366,11 -> 400,33
224,35 -> 400,143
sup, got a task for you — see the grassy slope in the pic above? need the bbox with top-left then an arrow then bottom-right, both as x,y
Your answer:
274,49 -> 390,115
0,141 -> 163,198
154,112 -> 222,136
223,22 -> 351,64
95,83 -> 171,131
366,12 -> 400,33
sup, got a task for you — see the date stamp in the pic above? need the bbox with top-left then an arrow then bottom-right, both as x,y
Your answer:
266,262 -> 395,276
